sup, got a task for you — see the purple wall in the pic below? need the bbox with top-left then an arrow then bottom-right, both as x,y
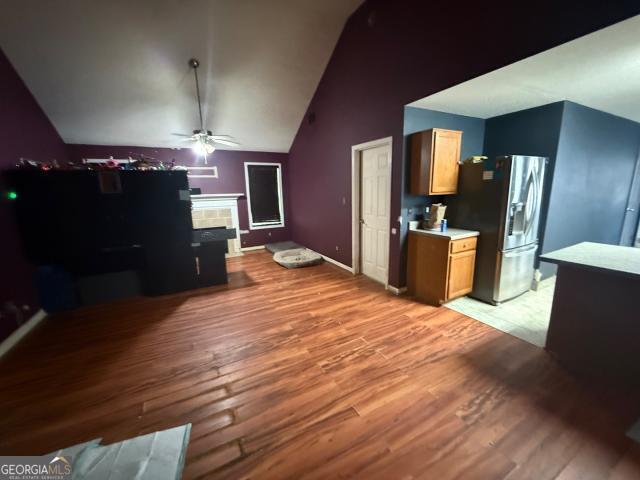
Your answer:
287,0 -> 639,287
66,144 -> 289,248
0,49 -> 68,340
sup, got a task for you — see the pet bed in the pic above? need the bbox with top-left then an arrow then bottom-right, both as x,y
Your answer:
273,248 -> 323,269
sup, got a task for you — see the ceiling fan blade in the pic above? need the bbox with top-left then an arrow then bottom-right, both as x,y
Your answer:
171,133 -> 195,138
210,135 -> 234,140
213,138 -> 240,147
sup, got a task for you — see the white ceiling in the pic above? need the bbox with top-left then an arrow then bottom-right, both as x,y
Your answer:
0,0 -> 362,152
408,15 -> 640,123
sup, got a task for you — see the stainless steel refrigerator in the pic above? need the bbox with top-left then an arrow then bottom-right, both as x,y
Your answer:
448,155 -> 547,304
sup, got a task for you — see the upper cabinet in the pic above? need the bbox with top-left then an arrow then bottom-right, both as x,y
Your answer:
410,128 -> 462,195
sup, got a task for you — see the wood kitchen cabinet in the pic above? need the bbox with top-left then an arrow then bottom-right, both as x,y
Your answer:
410,128 -> 462,195
407,230 -> 478,306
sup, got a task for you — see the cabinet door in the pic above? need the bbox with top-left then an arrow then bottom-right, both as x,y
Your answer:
430,130 -> 461,194
447,250 -> 475,300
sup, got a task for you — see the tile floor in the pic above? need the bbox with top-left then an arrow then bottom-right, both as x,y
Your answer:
446,276 -> 556,348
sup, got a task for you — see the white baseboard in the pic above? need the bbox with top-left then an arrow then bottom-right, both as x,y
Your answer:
242,245 -> 353,276
0,309 -> 46,359
386,285 -> 407,295
243,244 -> 353,273
241,245 -> 266,252
320,254 -> 354,273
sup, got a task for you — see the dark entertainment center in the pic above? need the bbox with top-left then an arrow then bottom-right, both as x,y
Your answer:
4,169 -> 234,311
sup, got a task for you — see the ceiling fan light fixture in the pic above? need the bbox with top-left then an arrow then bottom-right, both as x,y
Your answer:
192,140 -> 214,156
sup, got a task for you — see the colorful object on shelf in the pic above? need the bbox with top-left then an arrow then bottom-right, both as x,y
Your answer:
17,158 -> 85,171
6,191 -> 18,200
16,154 -> 195,172
15,155 -> 196,174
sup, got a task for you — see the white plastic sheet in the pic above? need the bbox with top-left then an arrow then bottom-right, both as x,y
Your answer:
48,424 -> 191,480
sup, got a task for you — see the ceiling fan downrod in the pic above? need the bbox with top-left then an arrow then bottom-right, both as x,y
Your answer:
189,58 -> 205,134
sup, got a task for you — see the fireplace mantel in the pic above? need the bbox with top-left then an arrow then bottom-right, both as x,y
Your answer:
191,193 -> 244,200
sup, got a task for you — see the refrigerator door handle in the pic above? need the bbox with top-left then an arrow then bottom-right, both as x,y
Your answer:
502,243 -> 538,257
523,171 -> 539,237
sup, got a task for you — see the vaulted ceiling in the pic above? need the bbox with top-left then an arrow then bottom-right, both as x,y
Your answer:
409,15 -> 640,123
0,0 -> 362,152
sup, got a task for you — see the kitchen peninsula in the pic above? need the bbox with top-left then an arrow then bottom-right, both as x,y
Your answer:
540,242 -> 640,383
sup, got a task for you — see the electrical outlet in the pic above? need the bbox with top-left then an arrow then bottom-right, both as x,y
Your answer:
342,197 -> 346,205
268,232 -> 272,236
391,228 -> 397,235
335,245 -> 340,251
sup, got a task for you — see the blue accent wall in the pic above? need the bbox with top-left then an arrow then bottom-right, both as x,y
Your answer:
547,102 -> 640,253
483,102 -> 564,160
484,101 -> 640,277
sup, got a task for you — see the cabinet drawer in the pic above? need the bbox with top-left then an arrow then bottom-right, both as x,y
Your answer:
450,237 -> 477,254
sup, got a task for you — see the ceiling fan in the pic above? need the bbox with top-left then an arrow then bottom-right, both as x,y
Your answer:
173,58 -> 239,162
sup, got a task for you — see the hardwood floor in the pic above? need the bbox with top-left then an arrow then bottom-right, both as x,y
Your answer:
1,251 -> 639,479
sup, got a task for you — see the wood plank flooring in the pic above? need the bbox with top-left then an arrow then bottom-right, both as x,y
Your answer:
1,251 -> 639,479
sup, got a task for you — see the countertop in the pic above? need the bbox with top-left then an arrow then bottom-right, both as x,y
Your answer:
409,227 -> 479,241
540,241 -> 640,279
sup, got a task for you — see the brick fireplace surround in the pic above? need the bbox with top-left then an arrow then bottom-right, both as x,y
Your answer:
190,194 -> 243,256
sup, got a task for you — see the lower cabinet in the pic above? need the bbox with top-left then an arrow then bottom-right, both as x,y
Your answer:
407,232 -> 477,306
447,249 -> 476,299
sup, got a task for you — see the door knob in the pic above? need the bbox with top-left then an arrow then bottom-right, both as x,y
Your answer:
360,219 -> 365,224
626,207 -> 636,212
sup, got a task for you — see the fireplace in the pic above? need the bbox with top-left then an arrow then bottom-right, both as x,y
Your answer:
190,194 -> 243,256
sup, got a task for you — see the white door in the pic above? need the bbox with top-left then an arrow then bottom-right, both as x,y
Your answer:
360,144 -> 391,284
